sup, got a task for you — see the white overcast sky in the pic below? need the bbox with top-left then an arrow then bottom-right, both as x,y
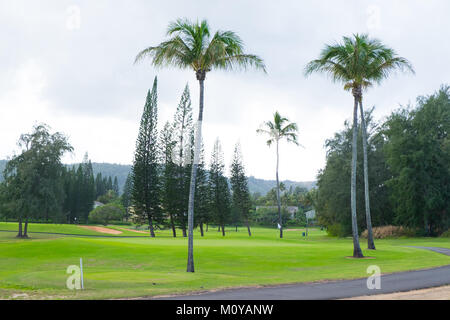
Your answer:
0,0 -> 449,181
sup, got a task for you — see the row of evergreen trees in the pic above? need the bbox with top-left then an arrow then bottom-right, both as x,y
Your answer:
62,153 -> 120,224
0,143 -> 120,229
130,78 -> 252,237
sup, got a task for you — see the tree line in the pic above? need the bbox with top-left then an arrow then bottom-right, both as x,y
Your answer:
0,129 -> 122,237
315,86 -> 450,237
130,77 -> 253,238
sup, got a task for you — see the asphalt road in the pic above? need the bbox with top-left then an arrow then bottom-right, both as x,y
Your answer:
158,247 -> 450,300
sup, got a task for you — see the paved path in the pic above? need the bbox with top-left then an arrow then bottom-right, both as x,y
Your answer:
158,247 -> 450,300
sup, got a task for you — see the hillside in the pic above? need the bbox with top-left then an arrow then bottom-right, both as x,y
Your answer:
0,160 -> 315,195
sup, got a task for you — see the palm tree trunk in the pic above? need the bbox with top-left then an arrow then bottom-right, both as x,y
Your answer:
186,75 -> 205,273
276,139 -> 283,238
359,98 -> 376,250
351,94 -> 364,258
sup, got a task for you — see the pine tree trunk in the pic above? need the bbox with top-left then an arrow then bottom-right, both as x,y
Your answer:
182,224 -> 187,237
199,223 -> 204,237
170,214 -> 176,237
276,140 -> 283,238
23,217 -> 29,238
359,98 -> 376,250
186,74 -> 205,273
221,225 -> 225,236
148,214 -> 155,238
246,218 -> 252,237
16,216 -> 23,238
351,93 -> 364,258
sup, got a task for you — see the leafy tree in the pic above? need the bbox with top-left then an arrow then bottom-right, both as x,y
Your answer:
257,111 -> 299,239
382,86 -> 450,235
230,142 -> 252,236
131,77 -> 162,237
97,190 -> 118,204
305,34 -> 414,255
3,124 -> 72,237
135,18 -> 265,272
315,109 -> 393,236
88,203 -> 125,225
208,139 -> 232,236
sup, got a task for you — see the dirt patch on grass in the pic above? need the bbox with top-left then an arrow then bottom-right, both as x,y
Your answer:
78,226 -> 122,235
344,285 -> 450,300
115,227 -> 148,234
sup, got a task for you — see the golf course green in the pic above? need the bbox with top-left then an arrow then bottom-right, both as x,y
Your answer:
0,222 -> 449,299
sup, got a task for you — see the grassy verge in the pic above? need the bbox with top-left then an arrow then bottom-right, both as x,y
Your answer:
0,226 -> 449,300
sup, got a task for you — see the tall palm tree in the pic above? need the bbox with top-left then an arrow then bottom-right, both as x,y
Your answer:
257,111 -> 299,239
305,34 -> 413,256
135,18 -> 265,272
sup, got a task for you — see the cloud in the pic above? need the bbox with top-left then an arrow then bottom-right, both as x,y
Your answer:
0,0 -> 449,181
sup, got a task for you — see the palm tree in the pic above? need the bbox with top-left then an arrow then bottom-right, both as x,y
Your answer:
135,18 -> 265,272
305,34 -> 414,256
257,111 -> 299,238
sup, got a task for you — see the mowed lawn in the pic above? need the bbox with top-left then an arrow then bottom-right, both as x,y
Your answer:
0,223 -> 449,299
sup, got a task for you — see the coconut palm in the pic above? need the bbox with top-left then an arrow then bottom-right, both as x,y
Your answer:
135,18 -> 265,272
257,111 -> 299,239
305,34 -> 414,257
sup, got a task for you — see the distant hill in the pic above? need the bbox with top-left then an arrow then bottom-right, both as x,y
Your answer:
0,160 -> 315,195
247,176 -> 316,195
67,162 -> 132,194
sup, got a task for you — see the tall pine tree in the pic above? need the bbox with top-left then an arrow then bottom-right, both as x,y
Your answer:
131,77 -> 162,237
172,84 -> 193,237
208,139 -> 231,236
160,121 -> 178,237
194,143 -> 210,236
230,142 -> 252,236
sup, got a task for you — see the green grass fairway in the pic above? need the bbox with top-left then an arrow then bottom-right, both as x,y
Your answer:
0,224 -> 449,299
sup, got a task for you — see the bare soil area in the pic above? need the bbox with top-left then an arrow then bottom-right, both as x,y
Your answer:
78,225 -> 123,235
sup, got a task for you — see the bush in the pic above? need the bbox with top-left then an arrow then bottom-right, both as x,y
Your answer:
326,223 -> 347,237
361,225 -> 414,239
440,230 -> 450,238
88,203 -> 125,225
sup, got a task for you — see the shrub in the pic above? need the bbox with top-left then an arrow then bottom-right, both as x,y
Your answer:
361,225 -> 414,239
440,230 -> 450,238
88,203 -> 125,225
326,223 -> 347,237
